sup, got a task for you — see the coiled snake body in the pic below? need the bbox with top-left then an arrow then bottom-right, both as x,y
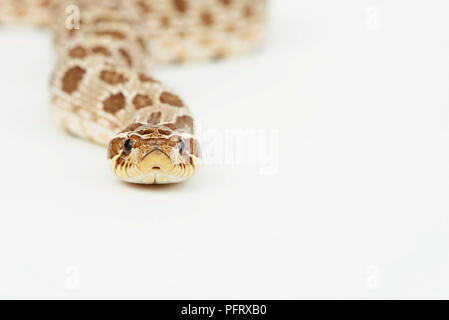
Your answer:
0,0 -> 266,184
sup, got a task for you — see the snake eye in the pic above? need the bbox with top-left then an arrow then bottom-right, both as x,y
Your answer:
124,139 -> 133,152
178,139 -> 185,154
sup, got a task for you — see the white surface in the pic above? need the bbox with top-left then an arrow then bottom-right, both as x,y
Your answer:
0,0 -> 448,299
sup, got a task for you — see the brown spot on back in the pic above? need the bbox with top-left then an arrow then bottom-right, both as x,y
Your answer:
244,6 -> 253,18
99,70 -> 128,85
199,38 -> 214,46
164,123 -> 177,130
91,46 -> 111,56
69,46 -> 87,58
213,47 -> 228,60
173,0 -> 188,13
160,92 -> 183,107
225,25 -> 235,33
139,73 -> 158,83
137,37 -> 147,52
137,128 -> 155,135
120,122 -> 144,133
219,0 -> 232,5
175,115 -> 194,132
108,137 -> 124,158
158,128 -> 172,136
160,16 -> 170,28
119,48 -> 132,67
95,30 -> 126,40
201,11 -> 214,26
137,1 -> 151,14
103,92 -> 126,114
147,111 -> 162,124
39,0 -> 51,7
94,17 -> 128,24
61,66 -> 86,94
132,94 -> 153,109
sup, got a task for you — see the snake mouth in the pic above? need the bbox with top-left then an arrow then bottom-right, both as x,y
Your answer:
139,149 -> 174,173
110,149 -> 200,184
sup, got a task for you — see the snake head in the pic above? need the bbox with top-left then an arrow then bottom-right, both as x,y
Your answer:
107,123 -> 200,184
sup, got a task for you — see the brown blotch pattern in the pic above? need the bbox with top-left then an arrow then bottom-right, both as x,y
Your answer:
39,0 -> 51,7
158,128 -> 173,136
61,66 -> 86,94
69,46 -> 87,58
219,0 -> 232,5
139,73 -> 158,83
160,16 -> 170,28
225,25 -> 235,33
132,94 -> 153,109
175,115 -> 194,132
201,11 -> 214,26
137,1 -> 151,14
120,122 -> 144,133
160,92 -> 183,107
103,92 -> 126,114
147,111 -> 162,124
119,48 -> 133,67
91,46 -> 111,56
137,37 -> 147,52
95,30 -> 126,40
137,128 -> 156,135
213,47 -> 228,60
244,6 -> 253,18
99,70 -> 128,85
173,0 -> 188,13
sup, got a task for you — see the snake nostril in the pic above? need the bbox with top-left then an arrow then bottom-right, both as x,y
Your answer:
152,166 -> 161,170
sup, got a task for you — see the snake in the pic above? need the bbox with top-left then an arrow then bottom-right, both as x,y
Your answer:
0,0 -> 266,184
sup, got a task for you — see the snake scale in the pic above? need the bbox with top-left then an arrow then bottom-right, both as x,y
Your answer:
0,0 -> 266,184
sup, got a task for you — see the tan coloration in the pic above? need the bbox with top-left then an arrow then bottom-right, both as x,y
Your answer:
132,94 -> 153,109
119,48 -> 132,67
160,92 -> 183,107
91,46 -> 112,56
61,66 -> 86,94
95,30 -> 126,40
120,123 -> 144,133
103,92 -> 126,114
99,70 -> 128,85
219,0 -> 232,6
107,137 -> 124,159
69,46 -> 88,58
2,0 -> 267,183
159,16 -> 170,28
214,47 -> 228,60
136,1 -> 151,14
139,73 -> 158,83
173,0 -> 188,13
201,11 -> 214,27
147,112 -> 162,124
244,5 -> 253,18
174,115 -> 194,133
137,37 -> 147,52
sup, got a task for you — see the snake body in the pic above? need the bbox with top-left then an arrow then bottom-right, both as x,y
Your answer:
0,0 -> 266,184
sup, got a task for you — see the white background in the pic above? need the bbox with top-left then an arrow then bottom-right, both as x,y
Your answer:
0,0 -> 448,299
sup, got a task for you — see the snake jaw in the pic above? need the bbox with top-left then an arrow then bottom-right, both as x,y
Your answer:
138,149 -> 175,174
109,148 -> 199,184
